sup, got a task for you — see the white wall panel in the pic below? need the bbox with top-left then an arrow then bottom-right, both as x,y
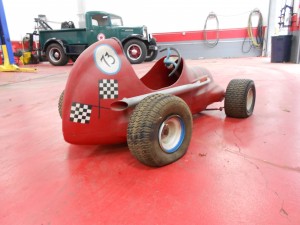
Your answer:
84,0 -> 270,32
3,0 -> 270,40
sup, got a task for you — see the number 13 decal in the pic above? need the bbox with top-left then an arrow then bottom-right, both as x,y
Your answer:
94,44 -> 121,75
100,52 -> 116,67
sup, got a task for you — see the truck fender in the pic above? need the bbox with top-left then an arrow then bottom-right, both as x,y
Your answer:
121,34 -> 148,46
43,38 -> 67,54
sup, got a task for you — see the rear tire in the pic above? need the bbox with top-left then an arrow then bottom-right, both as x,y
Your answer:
225,79 -> 256,118
127,94 -> 192,167
46,43 -> 69,66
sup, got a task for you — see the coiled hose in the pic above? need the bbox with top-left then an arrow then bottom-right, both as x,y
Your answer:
243,9 -> 264,53
203,12 -> 220,48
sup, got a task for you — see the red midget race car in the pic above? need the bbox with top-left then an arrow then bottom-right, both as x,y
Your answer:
59,38 -> 256,167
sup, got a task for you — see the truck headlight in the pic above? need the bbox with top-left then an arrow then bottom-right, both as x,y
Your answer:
143,26 -> 148,38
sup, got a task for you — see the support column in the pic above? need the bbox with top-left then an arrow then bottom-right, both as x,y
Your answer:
0,0 -> 15,64
77,0 -> 86,28
264,0 -> 278,56
290,0 -> 300,63
0,0 -> 36,71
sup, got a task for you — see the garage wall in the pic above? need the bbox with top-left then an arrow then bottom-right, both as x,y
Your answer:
83,0 -> 269,32
2,0 -> 269,37
1,0 -> 295,59
83,1 -> 270,59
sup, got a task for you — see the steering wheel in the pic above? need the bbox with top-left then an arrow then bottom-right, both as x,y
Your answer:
160,47 -> 182,77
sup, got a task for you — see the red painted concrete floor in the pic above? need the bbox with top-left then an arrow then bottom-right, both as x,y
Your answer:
1,58 -> 300,225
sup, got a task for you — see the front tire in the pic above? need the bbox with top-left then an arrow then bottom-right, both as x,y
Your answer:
123,39 -> 147,64
144,49 -> 158,62
127,94 -> 192,167
46,43 -> 69,66
145,38 -> 158,62
225,79 -> 256,118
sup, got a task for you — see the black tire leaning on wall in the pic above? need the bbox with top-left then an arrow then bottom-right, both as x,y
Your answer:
127,94 -> 193,167
225,79 -> 256,118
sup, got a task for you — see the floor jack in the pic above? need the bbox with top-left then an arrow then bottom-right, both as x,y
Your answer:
0,0 -> 36,72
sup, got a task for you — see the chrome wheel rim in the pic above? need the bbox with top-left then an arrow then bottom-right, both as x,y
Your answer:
49,48 -> 61,62
159,115 -> 185,153
246,88 -> 254,111
127,44 -> 141,60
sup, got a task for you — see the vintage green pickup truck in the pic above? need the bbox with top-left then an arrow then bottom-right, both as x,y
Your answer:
39,11 -> 158,66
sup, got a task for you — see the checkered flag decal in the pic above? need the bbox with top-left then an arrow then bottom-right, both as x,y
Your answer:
70,102 -> 92,124
99,79 -> 119,99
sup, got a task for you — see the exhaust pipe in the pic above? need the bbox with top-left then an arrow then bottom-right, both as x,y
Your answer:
111,77 -> 211,111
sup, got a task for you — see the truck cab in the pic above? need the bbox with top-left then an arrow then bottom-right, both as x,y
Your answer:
39,11 -> 158,66
86,11 -> 124,45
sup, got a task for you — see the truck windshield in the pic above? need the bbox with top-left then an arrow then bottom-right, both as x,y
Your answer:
110,15 -> 123,27
91,14 -> 110,26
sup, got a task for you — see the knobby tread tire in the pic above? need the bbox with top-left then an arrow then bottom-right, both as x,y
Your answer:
225,79 -> 256,118
127,94 -> 192,167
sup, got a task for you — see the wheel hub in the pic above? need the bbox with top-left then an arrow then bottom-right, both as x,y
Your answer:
128,45 -> 141,59
49,48 -> 60,62
246,88 -> 254,111
159,115 -> 185,153
162,124 -> 169,137
130,49 -> 138,56
54,51 -> 60,59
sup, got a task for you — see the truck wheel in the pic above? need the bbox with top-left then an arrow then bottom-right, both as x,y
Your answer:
46,43 -> 69,66
225,79 -> 256,118
127,94 -> 192,167
144,49 -> 158,62
124,39 -> 147,64
145,38 -> 158,62
58,90 -> 64,118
